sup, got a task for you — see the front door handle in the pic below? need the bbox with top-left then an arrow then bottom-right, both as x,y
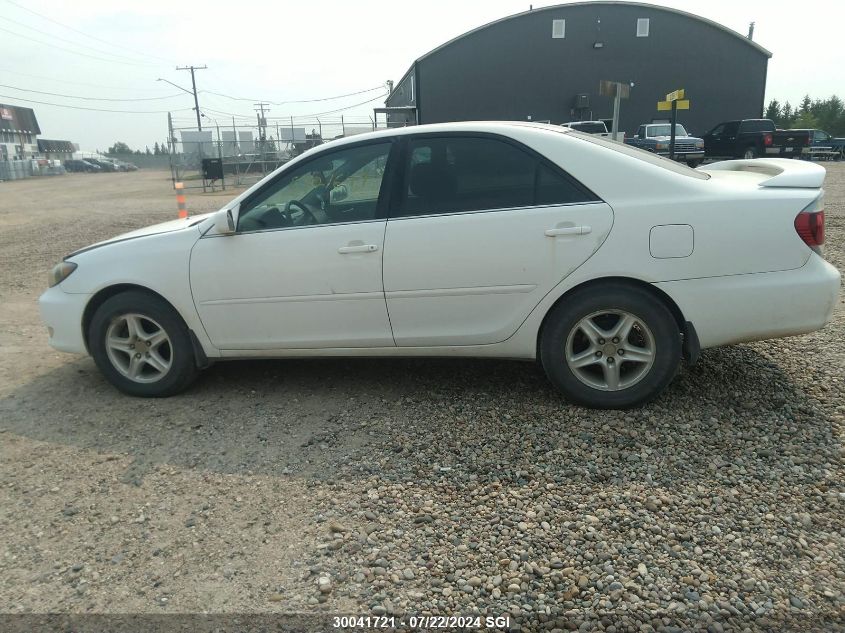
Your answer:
338,244 -> 379,254
545,225 -> 592,237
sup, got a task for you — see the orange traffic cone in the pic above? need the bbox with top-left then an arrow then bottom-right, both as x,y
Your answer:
175,182 -> 188,219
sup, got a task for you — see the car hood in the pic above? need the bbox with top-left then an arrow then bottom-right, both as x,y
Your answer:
66,212 -> 215,259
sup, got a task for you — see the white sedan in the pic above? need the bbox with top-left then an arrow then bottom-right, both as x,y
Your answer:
40,122 -> 840,408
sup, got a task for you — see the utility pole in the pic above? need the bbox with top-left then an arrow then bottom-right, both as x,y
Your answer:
254,102 -> 270,174
176,65 -> 207,130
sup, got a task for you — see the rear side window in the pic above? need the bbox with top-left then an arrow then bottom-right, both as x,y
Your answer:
395,136 -> 595,217
739,120 -> 775,133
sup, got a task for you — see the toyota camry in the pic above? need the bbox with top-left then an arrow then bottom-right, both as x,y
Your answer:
39,122 -> 840,408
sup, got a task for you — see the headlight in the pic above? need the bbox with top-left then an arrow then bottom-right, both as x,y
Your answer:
695,140 -> 704,148
48,261 -> 77,287
655,142 -> 668,150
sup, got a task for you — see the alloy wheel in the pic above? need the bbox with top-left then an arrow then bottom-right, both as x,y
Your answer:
564,310 -> 656,391
104,313 -> 173,383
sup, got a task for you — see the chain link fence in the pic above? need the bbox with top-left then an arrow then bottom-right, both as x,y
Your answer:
166,114 -> 405,191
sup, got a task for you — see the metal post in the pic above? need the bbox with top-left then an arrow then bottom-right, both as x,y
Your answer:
167,112 -> 176,189
611,86 -> 622,142
290,116 -> 295,154
341,115 -> 345,137
217,122 -> 225,191
669,100 -> 678,160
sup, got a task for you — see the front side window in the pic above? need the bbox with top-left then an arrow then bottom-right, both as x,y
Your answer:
237,142 -> 392,232
395,136 -> 595,218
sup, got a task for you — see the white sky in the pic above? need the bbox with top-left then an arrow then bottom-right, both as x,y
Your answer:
0,0 -> 841,151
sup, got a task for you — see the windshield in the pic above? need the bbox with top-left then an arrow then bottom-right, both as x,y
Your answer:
566,130 -> 709,180
647,124 -> 688,137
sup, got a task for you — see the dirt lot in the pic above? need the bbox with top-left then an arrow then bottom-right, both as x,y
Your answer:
0,168 -> 843,631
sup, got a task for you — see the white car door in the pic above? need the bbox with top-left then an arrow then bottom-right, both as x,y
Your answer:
190,141 -> 396,350
383,134 -> 614,346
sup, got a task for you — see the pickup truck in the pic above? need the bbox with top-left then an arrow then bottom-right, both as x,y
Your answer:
791,129 -> 845,160
562,121 -> 625,141
703,119 -> 810,159
625,123 -> 705,167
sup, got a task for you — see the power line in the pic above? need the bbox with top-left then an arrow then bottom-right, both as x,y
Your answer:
201,85 -> 386,105
0,66 -> 172,91
0,24 -> 159,67
276,93 -> 389,119
200,92 -> 389,122
0,94 -> 194,114
0,14 -> 157,66
1,0 -> 176,65
0,84 -> 186,102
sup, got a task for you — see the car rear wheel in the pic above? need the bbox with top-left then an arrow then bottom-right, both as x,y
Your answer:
743,146 -> 758,159
540,284 -> 682,408
89,291 -> 198,397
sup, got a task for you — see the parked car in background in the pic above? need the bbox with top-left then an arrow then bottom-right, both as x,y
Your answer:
39,122 -> 839,409
64,159 -> 101,173
703,119 -> 810,159
85,158 -> 117,172
561,121 -> 624,141
791,129 -> 845,161
625,123 -> 705,167
114,160 -> 139,171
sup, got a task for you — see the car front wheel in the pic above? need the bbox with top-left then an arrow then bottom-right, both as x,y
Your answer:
88,291 -> 198,397
540,284 -> 682,408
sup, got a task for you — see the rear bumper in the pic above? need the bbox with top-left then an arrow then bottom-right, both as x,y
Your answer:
655,255 -> 841,349
38,285 -> 90,354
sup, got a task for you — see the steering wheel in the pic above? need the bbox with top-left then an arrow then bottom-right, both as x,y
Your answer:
285,199 -> 319,225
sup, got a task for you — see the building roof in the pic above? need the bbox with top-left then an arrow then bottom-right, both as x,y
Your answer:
0,103 -> 41,134
38,139 -> 76,152
418,2 -> 772,62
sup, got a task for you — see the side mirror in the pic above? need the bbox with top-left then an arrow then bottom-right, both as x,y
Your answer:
213,206 -> 236,235
329,184 -> 348,204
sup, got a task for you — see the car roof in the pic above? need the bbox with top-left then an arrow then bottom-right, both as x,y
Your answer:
303,121 -> 575,153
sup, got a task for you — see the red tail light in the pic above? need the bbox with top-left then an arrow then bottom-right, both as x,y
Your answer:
794,209 -> 825,249
763,133 -> 773,147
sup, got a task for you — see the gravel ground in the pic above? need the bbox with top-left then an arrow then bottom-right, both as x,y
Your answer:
0,168 -> 843,631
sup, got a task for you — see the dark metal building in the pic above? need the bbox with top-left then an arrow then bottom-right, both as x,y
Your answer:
383,1 -> 771,136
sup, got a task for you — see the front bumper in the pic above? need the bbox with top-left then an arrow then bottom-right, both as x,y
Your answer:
655,150 -> 705,161
655,254 -> 841,349
39,285 -> 90,354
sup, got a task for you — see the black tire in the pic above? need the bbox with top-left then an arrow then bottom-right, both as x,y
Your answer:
88,290 -> 198,397
539,283 -> 682,409
742,146 -> 758,159
686,159 -> 701,168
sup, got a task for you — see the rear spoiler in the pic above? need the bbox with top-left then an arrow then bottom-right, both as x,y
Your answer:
700,158 -> 825,188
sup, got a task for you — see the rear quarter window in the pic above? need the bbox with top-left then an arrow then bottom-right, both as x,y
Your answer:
567,131 -> 710,180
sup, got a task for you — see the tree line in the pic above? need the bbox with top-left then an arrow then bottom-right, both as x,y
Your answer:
106,141 -> 170,156
765,95 -> 845,135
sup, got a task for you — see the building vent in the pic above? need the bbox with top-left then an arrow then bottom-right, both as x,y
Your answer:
552,19 -> 565,39
637,18 -> 650,37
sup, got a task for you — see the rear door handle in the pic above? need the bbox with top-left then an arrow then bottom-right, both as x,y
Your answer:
545,225 -> 591,237
338,244 -> 379,254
